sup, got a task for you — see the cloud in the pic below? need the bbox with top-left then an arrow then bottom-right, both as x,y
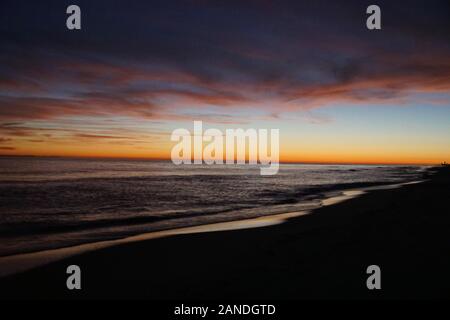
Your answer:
0,0 -> 449,125
74,133 -> 137,140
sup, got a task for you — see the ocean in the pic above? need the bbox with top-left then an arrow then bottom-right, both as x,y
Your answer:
0,157 -> 428,256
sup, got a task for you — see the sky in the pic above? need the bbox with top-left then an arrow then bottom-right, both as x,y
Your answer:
0,0 -> 449,164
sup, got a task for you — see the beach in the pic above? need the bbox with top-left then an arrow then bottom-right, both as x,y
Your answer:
1,166 -> 449,299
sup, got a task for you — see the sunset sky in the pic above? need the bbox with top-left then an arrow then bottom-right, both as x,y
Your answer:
0,0 -> 449,164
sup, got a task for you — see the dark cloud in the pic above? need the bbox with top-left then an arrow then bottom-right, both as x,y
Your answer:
0,0 -> 449,122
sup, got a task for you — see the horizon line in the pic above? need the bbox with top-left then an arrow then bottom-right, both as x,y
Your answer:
0,154 -> 439,166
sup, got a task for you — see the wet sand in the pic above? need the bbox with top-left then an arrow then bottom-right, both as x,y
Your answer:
1,167 -> 449,299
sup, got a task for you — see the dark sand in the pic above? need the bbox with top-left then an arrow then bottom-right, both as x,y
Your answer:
1,167 -> 450,300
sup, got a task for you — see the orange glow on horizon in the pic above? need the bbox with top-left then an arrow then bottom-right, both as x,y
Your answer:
1,130 -> 448,166
0,148 -> 444,165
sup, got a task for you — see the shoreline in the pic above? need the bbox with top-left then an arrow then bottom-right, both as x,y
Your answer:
1,167 -> 449,299
0,179 -> 424,278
